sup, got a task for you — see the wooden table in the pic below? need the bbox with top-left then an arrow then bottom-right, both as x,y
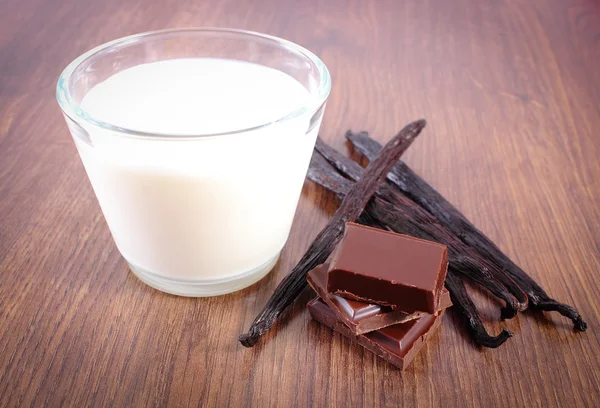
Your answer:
1,0 -> 599,406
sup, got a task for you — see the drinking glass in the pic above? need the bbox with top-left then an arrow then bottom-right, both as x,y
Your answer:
56,28 -> 331,296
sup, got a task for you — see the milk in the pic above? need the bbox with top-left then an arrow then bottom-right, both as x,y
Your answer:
75,59 -> 321,295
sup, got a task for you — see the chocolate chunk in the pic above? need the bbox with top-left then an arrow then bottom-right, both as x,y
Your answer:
308,298 -> 444,370
327,222 -> 448,313
307,264 -> 452,334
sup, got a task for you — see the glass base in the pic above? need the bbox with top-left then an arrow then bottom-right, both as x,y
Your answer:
127,252 -> 280,297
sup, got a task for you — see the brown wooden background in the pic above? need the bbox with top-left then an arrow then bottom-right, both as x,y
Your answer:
1,0 -> 599,406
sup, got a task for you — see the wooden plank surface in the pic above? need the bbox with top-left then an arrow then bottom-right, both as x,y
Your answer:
1,0 -> 599,406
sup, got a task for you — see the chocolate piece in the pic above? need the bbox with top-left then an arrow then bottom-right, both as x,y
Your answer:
327,222 -> 448,314
307,264 -> 452,334
308,298 -> 444,370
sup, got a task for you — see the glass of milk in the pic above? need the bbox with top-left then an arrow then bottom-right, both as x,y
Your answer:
56,28 -> 331,297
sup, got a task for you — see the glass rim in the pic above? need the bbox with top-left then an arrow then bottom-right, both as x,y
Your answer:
56,27 -> 331,140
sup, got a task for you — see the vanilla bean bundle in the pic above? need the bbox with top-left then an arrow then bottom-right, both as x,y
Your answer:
239,122 -> 586,349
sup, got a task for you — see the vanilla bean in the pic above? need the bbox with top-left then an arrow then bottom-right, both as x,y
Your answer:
314,138 -> 523,318
238,120 -> 426,347
445,272 -> 513,348
347,132 -> 587,331
308,153 -> 513,347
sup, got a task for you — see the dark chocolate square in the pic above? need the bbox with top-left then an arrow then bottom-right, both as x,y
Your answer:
327,222 -> 448,313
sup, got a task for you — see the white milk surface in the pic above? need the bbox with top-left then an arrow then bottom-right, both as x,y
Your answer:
76,59 -> 319,284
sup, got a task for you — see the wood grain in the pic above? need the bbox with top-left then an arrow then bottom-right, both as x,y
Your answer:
1,0 -> 599,406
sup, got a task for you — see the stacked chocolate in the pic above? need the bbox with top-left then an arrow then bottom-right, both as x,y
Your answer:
307,222 -> 451,370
